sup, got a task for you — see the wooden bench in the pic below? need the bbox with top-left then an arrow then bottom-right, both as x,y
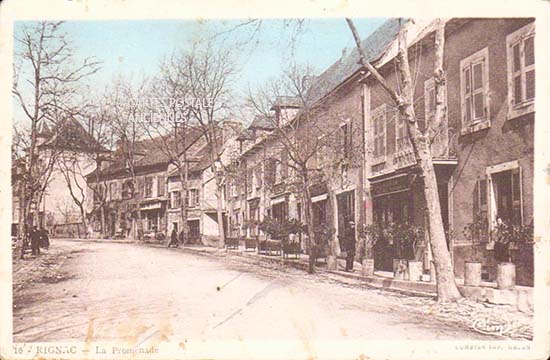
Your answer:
282,241 -> 301,259
244,237 -> 258,251
225,237 -> 240,250
258,240 -> 282,256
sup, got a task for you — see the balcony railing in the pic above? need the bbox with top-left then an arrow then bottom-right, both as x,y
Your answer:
393,137 -> 416,169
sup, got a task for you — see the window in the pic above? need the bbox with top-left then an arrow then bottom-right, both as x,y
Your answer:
188,188 -> 199,207
341,122 -> 352,158
144,177 -> 153,198
507,22 -> 535,119
275,157 -> 282,184
486,161 -> 523,231
460,47 -> 490,134
109,182 -> 117,200
246,169 -> 253,194
472,178 -> 489,242
272,201 -> 288,223
122,180 -> 134,199
255,165 -> 262,189
371,105 -> 387,160
265,158 -> 276,185
170,191 -> 181,209
157,175 -> 165,196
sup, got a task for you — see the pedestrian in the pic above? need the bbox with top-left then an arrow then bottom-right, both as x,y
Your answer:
345,221 -> 356,272
168,227 -> 179,248
30,225 -> 41,255
40,227 -> 50,250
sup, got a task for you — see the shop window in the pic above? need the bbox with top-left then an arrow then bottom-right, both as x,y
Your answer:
272,201 -> 288,222
507,22 -> 535,119
188,220 -> 200,238
460,47 -> 490,134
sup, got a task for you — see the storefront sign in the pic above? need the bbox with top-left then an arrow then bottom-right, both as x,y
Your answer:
140,202 -> 162,211
371,175 -> 409,197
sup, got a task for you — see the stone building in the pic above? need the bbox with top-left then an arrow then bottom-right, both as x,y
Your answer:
362,18 -> 534,285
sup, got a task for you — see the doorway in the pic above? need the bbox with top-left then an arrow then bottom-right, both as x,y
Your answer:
336,190 -> 355,252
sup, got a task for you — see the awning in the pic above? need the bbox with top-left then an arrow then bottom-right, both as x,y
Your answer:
271,196 -> 286,205
311,193 -> 328,203
140,202 -> 162,211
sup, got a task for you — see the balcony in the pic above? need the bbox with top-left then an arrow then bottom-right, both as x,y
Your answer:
393,137 -> 416,169
271,182 -> 287,195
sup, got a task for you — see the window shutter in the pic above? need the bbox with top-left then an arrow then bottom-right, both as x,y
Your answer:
281,151 -> 288,178
265,159 -> 275,185
511,167 -> 523,225
157,176 -> 165,196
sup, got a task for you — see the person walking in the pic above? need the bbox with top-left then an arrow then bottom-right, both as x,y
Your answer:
30,226 -> 41,255
345,221 -> 356,272
168,227 -> 179,248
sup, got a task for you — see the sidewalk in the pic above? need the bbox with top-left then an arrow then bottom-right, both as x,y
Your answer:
144,242 -> 533,312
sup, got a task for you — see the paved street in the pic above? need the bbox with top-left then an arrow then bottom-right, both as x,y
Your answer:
13,240 -> 507,343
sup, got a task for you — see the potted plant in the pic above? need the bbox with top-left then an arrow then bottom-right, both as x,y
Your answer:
404,225 -> 425,282
313,223 -> 333,265
384,222 -> 407,280
462,215 -> 486,286
493,220 -> 533,289
361,224 -> 383,276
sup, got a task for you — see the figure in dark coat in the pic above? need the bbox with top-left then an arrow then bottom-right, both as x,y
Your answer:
168,228 -> 179,248
345,221 -> 356,272
30,226 -> 41,255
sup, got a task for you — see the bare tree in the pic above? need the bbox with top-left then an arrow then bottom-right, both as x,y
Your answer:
174,39 -> 239,248
247,63 -> 360,273
12,21 -> 100,256
142,56 -> 206,244
104,76 -> 149,240
346,18 -> 461,302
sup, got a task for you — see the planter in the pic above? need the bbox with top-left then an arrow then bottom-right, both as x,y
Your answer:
393,259 -> 408,280
362,258 -> 374,277
464,261 -> 482,286
407,260 -> 423,282
496,262 -> 516,289
327,255 -> 337,270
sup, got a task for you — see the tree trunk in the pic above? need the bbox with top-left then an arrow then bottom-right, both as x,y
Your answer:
346,18 -> 462,302
301,171 -> 316,274
215,178 -> 225,248
178,163 -> 190,245
394,23 -> 461,303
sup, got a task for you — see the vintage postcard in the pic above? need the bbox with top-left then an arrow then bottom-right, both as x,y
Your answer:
1,0 -> 549,359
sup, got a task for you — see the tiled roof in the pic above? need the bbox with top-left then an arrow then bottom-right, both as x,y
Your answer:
308,18 -> 403,102
249,115 -> 275,131
41,117 -> 108,153
87,125 -> 206,179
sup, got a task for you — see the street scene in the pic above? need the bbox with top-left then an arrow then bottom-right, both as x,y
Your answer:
10,14 -> 538,357
13,239 -> 532,343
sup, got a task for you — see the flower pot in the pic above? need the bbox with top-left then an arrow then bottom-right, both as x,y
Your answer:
496,262 -> 516,289
393,259 -> 408,280
464,261 -> 482,286
327,255 -> 337,270
407,260 -> 423,282
362,258 -> 374,277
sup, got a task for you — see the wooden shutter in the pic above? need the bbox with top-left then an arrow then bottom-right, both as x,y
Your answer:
157,176 -> 165,196
281,151 -> 288,178
511,167 -> 523,225
265,159 -> 275,185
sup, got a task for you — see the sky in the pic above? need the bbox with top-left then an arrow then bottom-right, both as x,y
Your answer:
13,18 -> 387,125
